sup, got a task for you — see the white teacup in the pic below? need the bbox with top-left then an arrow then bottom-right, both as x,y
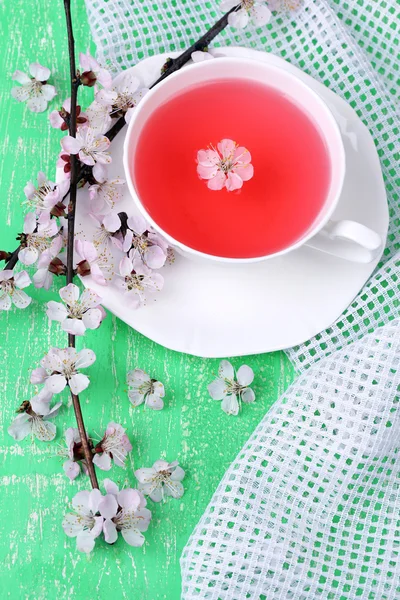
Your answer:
123,57 -> 382,264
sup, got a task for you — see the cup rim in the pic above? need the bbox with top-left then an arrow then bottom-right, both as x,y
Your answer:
123,56 -> 346,264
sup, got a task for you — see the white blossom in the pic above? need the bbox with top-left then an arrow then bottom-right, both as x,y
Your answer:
11,63 -> 56,112
134,460 -> 185,502
208,360 -> 255,415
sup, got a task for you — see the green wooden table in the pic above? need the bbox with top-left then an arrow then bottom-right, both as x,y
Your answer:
0,1 -> 294,597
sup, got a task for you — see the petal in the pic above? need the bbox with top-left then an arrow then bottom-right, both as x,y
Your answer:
207,171 -> 226,190
170,465 -> 185,482
61,136 -> 82,155
147,485 -> 163,503
91,516 -> 104,539
127,369 -> 150,384
234,163 -> 254,182
164,479 -> 184,499
191,50 -> 214,62
45,374 -> 67,394
12,70 -> 31,85
134,468 -> 156,484
88,489 -> 103,515
46,301 -> 68,322
63,460 -> 80,480
44,400 -> 63,419
11,85 -> 30,102
75,240 -> 98,264
219,360 -> 235,381
49,110 -> 64,129
82,308 -> 102,330
241,388 -> 255,404
8,414 -> 31,441
41,84 -> 57,101
153,381 -> 165,397
144,245 -> 166,269
220,0 -> 238,9
251,4 -> 272,26
90,264 -> 107,286
62,318 -> 86,336
104,479 -> 119,496
93,452 -> 112,471
62,513 -> 83,538
218,139 -> 236,159
24,181 -> 36,199
23,212 -> 37,234
30,389 -> 53,414
69,373 -> 90,395
75,348 -> 96,369
92,162 -> 107,183
41,347 -> 63,371
134,507 -> 151,531
29,63 -> 51,81
128,392 -> 145,407
145,394 -> 164,410
233,146 -> 252,164
30,366 -> 48,384
98,494 -> 118,519
121,529 -> 145,547
11,289 -> 32,309
197,164 -> 218,180
208,378 -> 227,400
102,212 -> 121,233
72,491 -> 91,515
237,365 -> 254,386
221,394 -> 239,416
18,247 -> 38,266
0,294 -> 12,311
197,149 -> 220,167
59,283 -> 80,304
226,172 -> 243,192
32,418 -> 57,441
119,256 -> 133,277
228,8 -> 249,28
103,519 -> 118,544
117,489 -> 141,511
26,95 -> 48,113
14,270 -> 31,289
33,268 -> 53,290
76,530 -> 96,554
80,288 -> 102,309
95,88 -> 118,106
127,214 -> 147,235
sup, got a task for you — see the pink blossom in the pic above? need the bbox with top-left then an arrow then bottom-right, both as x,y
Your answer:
124,215 -> 167,269
46,283 -> 104,336
11,63 -> 56,112
220,0 -> 272,29
135,460 -> 185,502
98,479 -> 151,547
197,139 -> 254,192
8,400 -> 62,442
90,211 -> 123,248
96,72 -> 149,123
0,269 -> 31,311
24,172 -> 69,214
33,347 -> 96,395
93,422 -> 133,471
116,255 -> 164,309
62,489 -> 104,553
79,52 -> 113,88
62,428 -> 88,481
61,126 -> 111,166
32,235 -> 64,290
19,212 -> 60,266
127,369 -> 165,410
75,239 -> 111,285
88,164 -> 125,215
49,98 -> 87,130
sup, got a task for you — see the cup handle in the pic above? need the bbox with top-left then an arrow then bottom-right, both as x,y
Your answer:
305,220 -> 383,263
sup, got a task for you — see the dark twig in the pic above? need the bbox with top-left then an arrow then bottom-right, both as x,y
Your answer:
64,0 -> 99,490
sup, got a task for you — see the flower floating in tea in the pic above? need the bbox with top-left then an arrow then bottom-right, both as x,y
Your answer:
197,138 -> 254,191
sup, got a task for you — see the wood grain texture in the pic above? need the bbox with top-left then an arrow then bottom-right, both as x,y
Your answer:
0,1 -> 295,598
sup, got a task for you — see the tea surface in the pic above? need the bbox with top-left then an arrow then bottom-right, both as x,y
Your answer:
134,79 -> 331,258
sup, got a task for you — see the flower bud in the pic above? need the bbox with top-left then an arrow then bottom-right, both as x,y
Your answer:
76,259 -> 91,277
49,257 -> 66,276
80,70 -> 97,87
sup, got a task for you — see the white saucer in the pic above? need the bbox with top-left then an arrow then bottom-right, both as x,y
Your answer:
75,47 -> 388,358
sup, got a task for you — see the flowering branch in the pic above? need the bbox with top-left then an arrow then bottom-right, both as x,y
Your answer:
63,0 -> 99,490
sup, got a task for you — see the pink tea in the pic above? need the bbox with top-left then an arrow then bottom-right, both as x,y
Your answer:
134,79 -> 331,258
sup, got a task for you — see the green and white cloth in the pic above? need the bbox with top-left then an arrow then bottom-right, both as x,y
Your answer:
84,0 -> 400,597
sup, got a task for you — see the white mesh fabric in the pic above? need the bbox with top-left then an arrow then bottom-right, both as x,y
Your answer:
83,0 -> 400,597
181,321 -> 400,599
